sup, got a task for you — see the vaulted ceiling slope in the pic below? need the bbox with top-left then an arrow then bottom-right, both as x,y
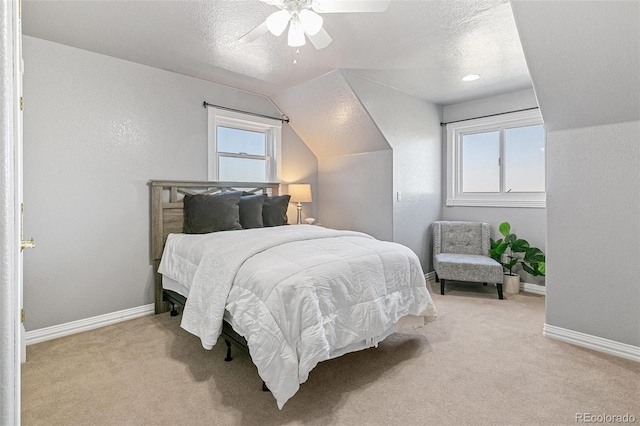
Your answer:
22,0 -> 532,106
511,0 -> 640,132
273,70 -> 390,159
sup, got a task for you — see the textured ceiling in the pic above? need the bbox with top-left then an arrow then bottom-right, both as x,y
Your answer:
22,0 -> 532,105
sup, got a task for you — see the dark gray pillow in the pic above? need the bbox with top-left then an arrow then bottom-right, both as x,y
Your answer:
239,194 -> 267,229
262,195 -> 291,227
183,191 -> 242,234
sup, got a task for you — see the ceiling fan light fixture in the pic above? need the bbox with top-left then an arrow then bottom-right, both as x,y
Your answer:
266,9 -> 291,36
299,9 -> 323,36
288,17 -> 306,47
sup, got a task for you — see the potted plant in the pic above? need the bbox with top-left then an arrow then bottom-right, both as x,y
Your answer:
489,222 -> 546,293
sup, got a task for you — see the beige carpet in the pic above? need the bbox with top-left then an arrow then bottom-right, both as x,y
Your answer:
22,282 -> 639,425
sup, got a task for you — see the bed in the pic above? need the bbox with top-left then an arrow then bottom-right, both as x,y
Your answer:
150,180 -> 437,409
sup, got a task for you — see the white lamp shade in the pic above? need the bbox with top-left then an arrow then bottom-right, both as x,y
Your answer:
266,9 -> 291,36
287,17 -> 306,47
288,184 -> 312,203
299,9 -> 323,36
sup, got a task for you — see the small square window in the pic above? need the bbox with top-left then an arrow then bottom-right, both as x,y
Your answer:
446,109 -> 546,208
208,108 -> 281,183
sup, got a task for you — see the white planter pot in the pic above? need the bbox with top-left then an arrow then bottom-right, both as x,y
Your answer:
504,274 -> 520,294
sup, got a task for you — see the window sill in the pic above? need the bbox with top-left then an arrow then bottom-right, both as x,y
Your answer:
446,198 -> 546,208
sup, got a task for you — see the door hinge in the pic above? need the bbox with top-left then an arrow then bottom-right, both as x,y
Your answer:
21,309 -> 24,324
20,97 -> 24,111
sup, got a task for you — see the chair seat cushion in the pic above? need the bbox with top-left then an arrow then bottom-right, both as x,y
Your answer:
434,253 -> 503,283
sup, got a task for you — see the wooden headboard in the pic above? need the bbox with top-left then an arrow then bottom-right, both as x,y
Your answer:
149,180 -> 280,313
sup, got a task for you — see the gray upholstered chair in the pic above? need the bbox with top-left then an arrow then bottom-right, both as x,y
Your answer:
433,221 -> 504,299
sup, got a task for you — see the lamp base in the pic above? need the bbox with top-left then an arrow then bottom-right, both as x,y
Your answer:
296,202 -> 302,224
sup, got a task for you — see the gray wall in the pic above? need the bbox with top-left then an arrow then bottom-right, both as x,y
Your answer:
511,0 -> 639,347
343,72 -> 442,271
22,36 -> 317,330
441,89 -> 545,284
274,69 -> 444,270
545,121 -> 639,346
318,151 -> 393,242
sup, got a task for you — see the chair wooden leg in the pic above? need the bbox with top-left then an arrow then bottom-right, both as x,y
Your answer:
435,273 -> 439,283
497,283 -> 504,300
441,279 -> 446,295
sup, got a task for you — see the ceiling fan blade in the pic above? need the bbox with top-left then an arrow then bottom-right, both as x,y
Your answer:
307,27 -> 332,50
239,21 -> 269,44
312,0 -> 391,13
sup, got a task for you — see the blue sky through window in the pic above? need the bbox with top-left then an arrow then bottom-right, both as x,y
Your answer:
461,125 -> 545,193
505,125 -> 545,192
462,131 -> 500,192
217,126 -> 266,155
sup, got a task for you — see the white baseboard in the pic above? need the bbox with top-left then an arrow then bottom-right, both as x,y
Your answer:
522,282 -> 546,295
26,304 -> 155,346
544,324 -> 640,362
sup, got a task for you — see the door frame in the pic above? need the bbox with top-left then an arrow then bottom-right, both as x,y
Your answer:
0,0 -> 21,424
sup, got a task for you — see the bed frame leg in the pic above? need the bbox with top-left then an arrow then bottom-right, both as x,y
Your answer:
262,381 -> 269,392
169,302 -> 179,317
224,339 -> 233,362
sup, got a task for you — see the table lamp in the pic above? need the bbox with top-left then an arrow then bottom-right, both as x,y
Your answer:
288,183 -> 312,224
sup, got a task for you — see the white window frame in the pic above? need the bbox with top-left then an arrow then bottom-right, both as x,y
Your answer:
207,107 -> 282,182
446,109 -> 546,208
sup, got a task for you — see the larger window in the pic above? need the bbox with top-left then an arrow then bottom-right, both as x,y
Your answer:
208,107 -> 282,182
446,109 -> 546,208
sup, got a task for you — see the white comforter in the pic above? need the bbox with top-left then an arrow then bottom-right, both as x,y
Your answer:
158,225 -> 436,409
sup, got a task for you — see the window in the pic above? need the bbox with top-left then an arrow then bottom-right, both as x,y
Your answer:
446,109 -> 545,208
208,107 -> 282,182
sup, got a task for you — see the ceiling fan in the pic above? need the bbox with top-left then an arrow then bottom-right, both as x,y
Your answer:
239,0 -> 391,50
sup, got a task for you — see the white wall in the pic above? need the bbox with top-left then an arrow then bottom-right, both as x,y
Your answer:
318,151 -> 393,242
441,89 -> 545,284
342,72 -> 442,271
22,36 -> 317,330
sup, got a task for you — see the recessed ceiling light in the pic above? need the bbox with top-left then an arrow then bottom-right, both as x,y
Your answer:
462,74 -> 481,82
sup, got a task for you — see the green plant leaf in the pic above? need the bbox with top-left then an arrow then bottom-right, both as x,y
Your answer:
499,222 -> 511,237
524,247 -> 545,262
538,262 -> 546,276
511,239 -> 531,252
495,242 -> 508,255
522,263 -> 536,275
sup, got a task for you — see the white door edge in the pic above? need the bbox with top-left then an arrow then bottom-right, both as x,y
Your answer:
0,1 -> 21,424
